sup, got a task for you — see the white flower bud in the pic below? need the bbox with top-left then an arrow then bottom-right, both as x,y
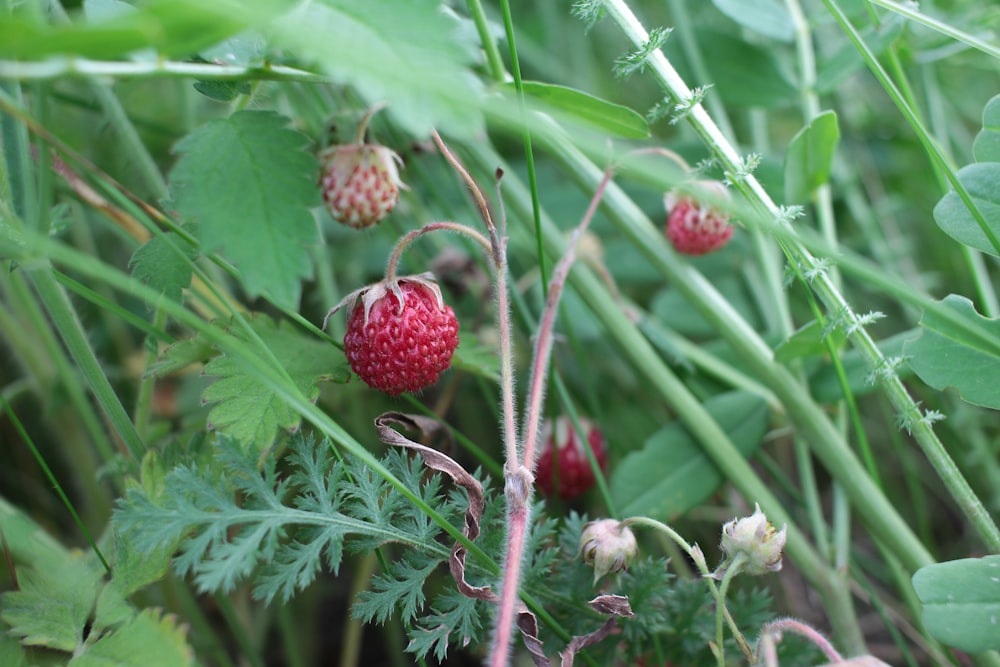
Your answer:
718,503 -> 787,576
579,519 -> 638,584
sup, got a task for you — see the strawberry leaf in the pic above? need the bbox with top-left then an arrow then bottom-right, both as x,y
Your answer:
129,230 -> 197,305
201,316 -> 349,451
169,110 -> 320,310
68,609 -> 194,667
269,0 -> 483,138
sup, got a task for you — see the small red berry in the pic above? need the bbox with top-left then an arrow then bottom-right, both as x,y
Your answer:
330,274 -> 459,395
536,416 -> 608,499
664,180 -> 733,256
320,143 -> 405,229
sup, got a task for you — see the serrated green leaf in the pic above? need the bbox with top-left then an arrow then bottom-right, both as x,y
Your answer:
913,555 -> 1000,653
169,110 -> 319,310
610,392 -> 769,519
1,559 -> 103,651
69,609 -> 194,667
774,319 -> 845,362
110,524 -> 173,598
146,334 -> 216,377
129,231 -> 197,305
268,0 -> 483,138
932,162 -> 1000,257
711,0 -> 793,42
973,94 -> 1000,163
697,30 -> 797,108
500,81 -> 649,139
192,79 -> 252,101
904,295 -> 1000,409
201,316 -> 349,450
0,0 -> 293,59
783,111 -> 839,204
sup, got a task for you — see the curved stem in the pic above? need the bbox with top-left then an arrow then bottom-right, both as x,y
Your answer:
384,221 -> 491,281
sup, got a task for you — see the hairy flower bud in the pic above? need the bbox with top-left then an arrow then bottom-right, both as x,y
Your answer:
718,503 -> 786,576
579,519 -> 638,584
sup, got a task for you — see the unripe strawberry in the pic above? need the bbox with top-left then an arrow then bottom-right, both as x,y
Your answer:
327,273 -> 459,395
664,180 -> 733,256
536,416 -> 608,499
320,142 -> 405,229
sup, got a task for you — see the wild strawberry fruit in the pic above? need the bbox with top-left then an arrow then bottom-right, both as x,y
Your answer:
664,180 -> 733,256
536,416 -> 608,499
326,273 -> 459,395
320,142 -> 405,229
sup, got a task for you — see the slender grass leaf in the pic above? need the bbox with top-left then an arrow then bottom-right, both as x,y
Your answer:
500,81 -> 649,139
912,555 -> 1000,652
904,295 -> 1000,409
169,110 -> 319,310
0,634 -> 26,667
783,111 -> 839,204
973,94 -> 1000,163
610,392 -> 769,519
0,0 -> 293,59
711,0 -> 794,42
268,0 -> 483,138
201,315 -> 349,451
933,162 -> 1000,257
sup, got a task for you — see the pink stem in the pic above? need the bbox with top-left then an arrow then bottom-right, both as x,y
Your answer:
759,618 -> 843,663
384,221 -> 491,281
489,469 -> 531,667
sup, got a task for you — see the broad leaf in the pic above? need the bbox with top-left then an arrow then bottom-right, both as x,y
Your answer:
932,162 -> 1000,257
69,609 -> 194,667
201,316 -> 349,451
129,230 -> 197,305
973,94 -> 1000,163
0,0 -> 292,59
696,30 -> 797,108
904,295 -> 1000,409
501,81 -> 649,139
169,110 -> 319,310
1,561 -> 102,652
783,111 -> 839,204
610,392 -> 769,519
711,0 -> 793,42
268,0 -> 483,138
912,556 -> 1000,653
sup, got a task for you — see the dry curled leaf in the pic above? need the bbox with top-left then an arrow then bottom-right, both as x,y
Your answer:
374,412 -> 494,601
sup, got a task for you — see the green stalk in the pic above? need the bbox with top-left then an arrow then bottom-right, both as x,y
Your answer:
26,266 -> 147,461
867,0 -> 1000,60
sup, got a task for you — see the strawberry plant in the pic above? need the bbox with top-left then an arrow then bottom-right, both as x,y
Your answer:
3,0 -> 1000,666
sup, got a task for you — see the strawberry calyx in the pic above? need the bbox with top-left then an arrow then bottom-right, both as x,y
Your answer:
322,272 -> 446,331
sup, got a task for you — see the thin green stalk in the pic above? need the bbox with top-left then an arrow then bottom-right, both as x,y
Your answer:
601,0 -> 1000,554
465,0 -> 507,82
277,603 -> 308,667
867,0 -> 1000,60
0,59 -> 327,82
498,0 -> 547,294
134,308 -> 168,441
0,394 -> 110,573
214,593 -> 266,667
27,266 -> 147,461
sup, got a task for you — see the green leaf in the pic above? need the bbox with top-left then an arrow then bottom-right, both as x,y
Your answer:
0,633 -> 27,667
0,0 -> 293,59
904,295 -> 1000,409
912,555 -> 1000,653
268,0 -> 483,138
129,231 -> 197,305
810,330 -> 913,404
696,30 -> 797,108
500,81 -> 649,139
201,316 -> 349,450
69,609 -> 194,667
610,392 -> 770,519
1,561 -> 103,651
146,334 -> 216,377
932,162 -> 1000,257
710,0 -> 793,42
169,110 -> 319,310
783,111 -> 839,204
815,17 -> 903,95
774,319 -> 845,363
973,94 -> 1000,163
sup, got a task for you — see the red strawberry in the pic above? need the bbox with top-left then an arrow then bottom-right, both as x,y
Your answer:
664,180 -> 733,256
320,143 -> 405,228
329,274 -> 459,395
536,416 -> 608,499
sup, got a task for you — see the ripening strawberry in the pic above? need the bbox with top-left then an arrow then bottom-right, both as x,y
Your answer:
536,416 -> 608,499
320,142 -> 405,229
330,274 -> 459,395
664,180 -> 733,256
